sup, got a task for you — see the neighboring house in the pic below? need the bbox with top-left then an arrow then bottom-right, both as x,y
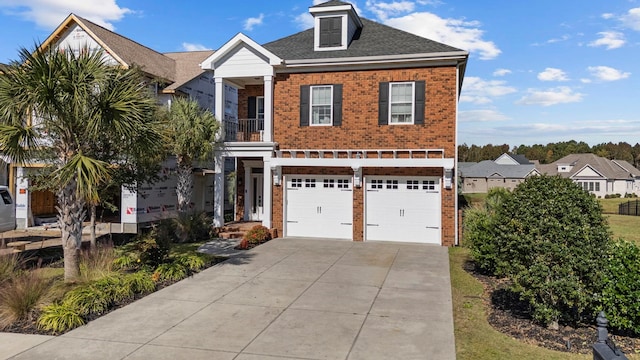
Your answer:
9,14 -> 225,230
202,0 -> 468,245
459,153 -> 539,193
538,153 -> 640,197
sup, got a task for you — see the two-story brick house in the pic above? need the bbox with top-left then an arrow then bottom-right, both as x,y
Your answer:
203,0 -> 468,245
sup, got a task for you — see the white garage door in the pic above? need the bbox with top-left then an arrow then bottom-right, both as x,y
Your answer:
285,175 -> 353,239
365,176 -> 441,244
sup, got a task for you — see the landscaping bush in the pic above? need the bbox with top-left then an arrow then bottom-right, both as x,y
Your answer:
114,230 -> 171,269
172,211 -> 213,243
464,188 -> 511,274
123,271 -> 156,294
38,303 -> 84,333
600,240 -> 640,335
0,271 -> 52,329
244,225 -> 271,245
152,262 -> 189,282
466,175 -> 612,328
490,175 -> 611,327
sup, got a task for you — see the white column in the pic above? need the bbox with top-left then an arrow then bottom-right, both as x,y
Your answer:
243,163 -> 251,221
262,160 -> 272,229
14,167 -> 30,229
213,152 -> 225,227
263,75 -> 273,142
214,77 -> 225,141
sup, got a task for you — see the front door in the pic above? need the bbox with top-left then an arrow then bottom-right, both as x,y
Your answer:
250,174 -> 264,221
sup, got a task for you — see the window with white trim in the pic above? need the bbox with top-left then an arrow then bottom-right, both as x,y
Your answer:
390,82 -> 414,124
291,178 -> 303,188
311,85 -> 333,125
386,180 -> 399,189
323,179 -> 335,188
305,179 -> 316,188
370,180 -> 383,189
337,179 -> 349,189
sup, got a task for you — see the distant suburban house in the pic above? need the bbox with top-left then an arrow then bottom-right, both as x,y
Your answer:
538,153 -> 640,197
459,153 -> 539,193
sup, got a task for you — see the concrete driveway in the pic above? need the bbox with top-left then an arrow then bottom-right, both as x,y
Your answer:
6,238 -> 455,360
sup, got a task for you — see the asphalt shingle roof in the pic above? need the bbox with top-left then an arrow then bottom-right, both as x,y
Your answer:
76,15 -> 176,82
459,160 -> 537,179
541,153 -> 640,180
163,50 -> 215,91
312,0 -> 353,7
263,18 -> 464,61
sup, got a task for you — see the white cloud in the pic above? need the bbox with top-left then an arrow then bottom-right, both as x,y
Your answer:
602,13 -> 614,20
293,12 -> 314,29
516,86 -> 584,106
181,43 -> 210,51
537,68 -> 569,82
460,76 -> 517,104
459,109 -> 510,122
0,0 -> 131,30
580,78 -> 592,84
384,12 -> 500,60
588,31 -> 625,49
547,34 -> 570,44
587,66 -> 630,81
493,68 -> 511,77
621,7 -> 640,31
366,1 -> 415,21
243,13 -> 264,31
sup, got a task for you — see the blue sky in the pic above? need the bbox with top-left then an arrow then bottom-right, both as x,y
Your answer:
1,0 -> 640,147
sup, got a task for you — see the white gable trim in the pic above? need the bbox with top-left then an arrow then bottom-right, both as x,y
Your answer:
494,153 -> 518,165
570,164 -> 606,179
200,33 -> 282,70
525,169 -> 541,177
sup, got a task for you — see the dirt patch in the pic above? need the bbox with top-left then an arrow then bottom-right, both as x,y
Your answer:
464,260 -> 639,355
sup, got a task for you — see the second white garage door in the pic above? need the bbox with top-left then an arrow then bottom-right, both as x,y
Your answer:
285,175 -> 353,239
365,176 -> 441,244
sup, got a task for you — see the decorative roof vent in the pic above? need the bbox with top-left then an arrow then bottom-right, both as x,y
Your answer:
309,1 -> 363,51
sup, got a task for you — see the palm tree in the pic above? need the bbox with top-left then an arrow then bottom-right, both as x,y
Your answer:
164,97 -> 219,213
0,45 -> 163,282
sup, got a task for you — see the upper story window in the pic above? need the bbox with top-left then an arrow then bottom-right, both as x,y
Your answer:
311,85 -> 333,125
319,17 -> 342,48
378,81 -> 425,126
390,82 -> 414,124
299,84 -> 343,127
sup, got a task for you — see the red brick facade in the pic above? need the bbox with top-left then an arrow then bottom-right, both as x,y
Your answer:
234,65 -> 459,246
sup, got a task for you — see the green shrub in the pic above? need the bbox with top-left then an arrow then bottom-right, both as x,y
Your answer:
137,233 -> 170,267
153,262 -> 189,282
175,254 -> 207,272
464,188 -> 511,274
0,271 -> 52,329
244,225 -> 271,245
600,240 -> 640,334
123,271 -> 156,294
63,285 -> 110,316
491,175 -> 610,327
38,303 -> 84,333
173,211 -> 213,243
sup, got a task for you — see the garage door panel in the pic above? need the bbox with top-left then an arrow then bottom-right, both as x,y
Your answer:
285,176 -> 353,240
365,176 -> 441,244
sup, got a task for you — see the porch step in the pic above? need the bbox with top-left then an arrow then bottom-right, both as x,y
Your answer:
219,231 -> 245,239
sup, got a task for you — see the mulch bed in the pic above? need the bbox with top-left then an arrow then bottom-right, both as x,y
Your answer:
2,257 -> 225,336
464,260 -> 639,355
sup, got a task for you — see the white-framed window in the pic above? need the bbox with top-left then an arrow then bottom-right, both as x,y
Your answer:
389,82 -> 414,124
311,85 -> 333,125
291,178 -> 303,188
370,179 -> 383,189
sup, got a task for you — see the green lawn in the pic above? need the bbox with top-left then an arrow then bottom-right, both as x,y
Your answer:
452,196 -> 640,359
607,214 -> 640,245
599,198 -> 635,214
450,247 -> 589,360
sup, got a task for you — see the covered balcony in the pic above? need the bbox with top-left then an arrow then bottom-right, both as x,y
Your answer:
222,118 -> 265,142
